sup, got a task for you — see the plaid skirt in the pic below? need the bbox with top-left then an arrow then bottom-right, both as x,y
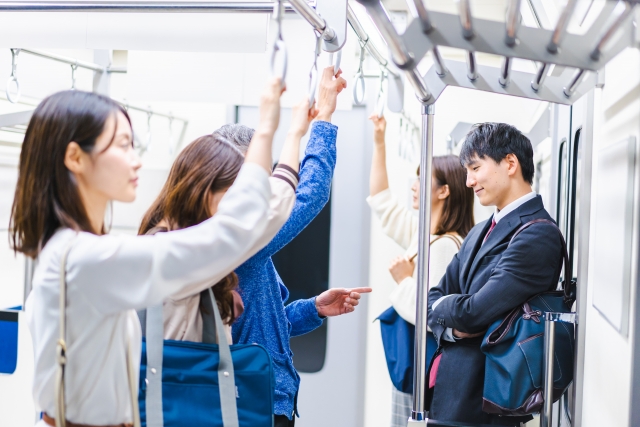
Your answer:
391,386 -> 413,427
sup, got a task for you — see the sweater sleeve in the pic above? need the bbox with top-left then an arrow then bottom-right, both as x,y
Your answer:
367,189 -> 418,250
285,297 -> 325,337
67,163 -> 273,314
251,121 -> 337,260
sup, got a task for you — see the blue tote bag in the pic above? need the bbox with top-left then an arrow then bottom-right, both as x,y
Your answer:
481,219 -> 576,416
378,307 -> 437,394
138,288 -> 275,427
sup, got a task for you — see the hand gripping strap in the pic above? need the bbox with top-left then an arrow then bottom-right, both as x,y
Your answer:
508,219 -> 575,305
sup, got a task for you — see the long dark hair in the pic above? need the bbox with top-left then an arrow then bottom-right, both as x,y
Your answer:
139,134 -> 244,323
10,90 -> 132,258
419,155 -> 475,238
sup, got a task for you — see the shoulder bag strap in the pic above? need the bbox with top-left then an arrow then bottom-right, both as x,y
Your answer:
438,233 -> 462,250
55,236 -> 76,427
508,219 -> 575,304
145,305 -> 164,427
56,234 -> 140,427
206,288 -> 240,427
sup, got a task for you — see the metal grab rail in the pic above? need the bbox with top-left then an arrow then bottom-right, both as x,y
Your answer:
19,48 -> 126,73
0,1 -> 308,13
355,0 -> 431,102
347,3 -> 399,78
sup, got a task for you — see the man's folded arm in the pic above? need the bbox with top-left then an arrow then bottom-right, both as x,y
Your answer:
428,251 -> 463,344
433,224 -> 563,334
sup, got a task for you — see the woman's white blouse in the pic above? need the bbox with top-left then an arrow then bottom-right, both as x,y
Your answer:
367,189 -> 461,325
25,163 -> 274,425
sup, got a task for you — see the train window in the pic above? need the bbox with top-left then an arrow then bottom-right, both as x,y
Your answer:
533,138 -> 553,214
271,196 -> 332,373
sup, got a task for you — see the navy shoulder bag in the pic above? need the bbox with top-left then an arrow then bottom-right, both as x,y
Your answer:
138,287 -> 275,427
481,219 -> 577,416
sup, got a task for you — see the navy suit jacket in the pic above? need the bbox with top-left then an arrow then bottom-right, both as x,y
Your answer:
426,195 -> 563,424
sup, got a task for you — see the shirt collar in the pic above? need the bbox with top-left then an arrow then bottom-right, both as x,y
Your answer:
494,191 -> 537,224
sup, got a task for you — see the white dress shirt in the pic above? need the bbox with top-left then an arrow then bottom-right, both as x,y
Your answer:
437,191 -> 536,342
26,163 -> 278,425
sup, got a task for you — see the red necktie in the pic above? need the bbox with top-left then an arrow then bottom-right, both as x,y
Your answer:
483,218 -> 497,243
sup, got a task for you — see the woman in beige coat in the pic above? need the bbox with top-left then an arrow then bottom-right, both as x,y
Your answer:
367,115 -> 475,427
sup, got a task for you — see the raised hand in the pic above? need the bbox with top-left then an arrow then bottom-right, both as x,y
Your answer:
315,287 -> 372,317
257,76 -> 286,136
289,97 -> 318,139
246,77 -> 286,173
315,66 -> 348,123
369,114 -> 387,144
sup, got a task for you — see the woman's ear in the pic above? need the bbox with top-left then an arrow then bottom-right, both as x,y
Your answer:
64,142 -> 84,174
438,184 -> 450,200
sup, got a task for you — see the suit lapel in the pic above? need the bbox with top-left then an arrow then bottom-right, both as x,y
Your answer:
460,219 -> 492,288
466,214 -> 523,284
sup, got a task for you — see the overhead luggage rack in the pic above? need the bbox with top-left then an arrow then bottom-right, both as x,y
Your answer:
354,0 -> 638,426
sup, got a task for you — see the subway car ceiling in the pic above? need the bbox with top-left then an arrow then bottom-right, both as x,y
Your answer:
1,1 -> 640,427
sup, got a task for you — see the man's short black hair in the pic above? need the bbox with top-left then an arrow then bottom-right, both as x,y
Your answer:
459,122 -> 534,185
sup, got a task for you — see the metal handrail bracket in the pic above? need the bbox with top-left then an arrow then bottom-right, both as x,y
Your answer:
421,58 -> 596,106
401,2 -> 633,72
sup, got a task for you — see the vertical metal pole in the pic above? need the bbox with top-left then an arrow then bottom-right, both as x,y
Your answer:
541,315 -> 556,427
409,103 -> 435,425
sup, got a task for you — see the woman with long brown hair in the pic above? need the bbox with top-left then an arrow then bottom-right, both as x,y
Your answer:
367,114 -> 475,427
138,97 -> 317,342
11,78 -> 288,427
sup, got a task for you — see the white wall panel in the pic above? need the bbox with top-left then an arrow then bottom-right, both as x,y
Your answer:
581,47 -> 640,427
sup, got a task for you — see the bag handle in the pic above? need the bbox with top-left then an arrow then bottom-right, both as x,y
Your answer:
508,219 -> 576,305
410,234 -> 462,261
56,235 -> 141,427
144,289 -> 239,427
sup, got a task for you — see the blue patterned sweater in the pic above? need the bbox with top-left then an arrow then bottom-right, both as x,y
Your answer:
232,121 -> 337,419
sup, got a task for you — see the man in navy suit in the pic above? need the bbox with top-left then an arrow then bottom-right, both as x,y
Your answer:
427,123 -> 563,425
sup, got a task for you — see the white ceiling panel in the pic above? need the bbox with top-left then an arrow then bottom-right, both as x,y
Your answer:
0,11 -> 268,53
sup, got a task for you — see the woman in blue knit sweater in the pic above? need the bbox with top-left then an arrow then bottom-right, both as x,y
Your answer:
219,67 -> 372,427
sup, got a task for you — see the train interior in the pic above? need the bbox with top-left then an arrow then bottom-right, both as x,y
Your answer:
0,0 -> 639,426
